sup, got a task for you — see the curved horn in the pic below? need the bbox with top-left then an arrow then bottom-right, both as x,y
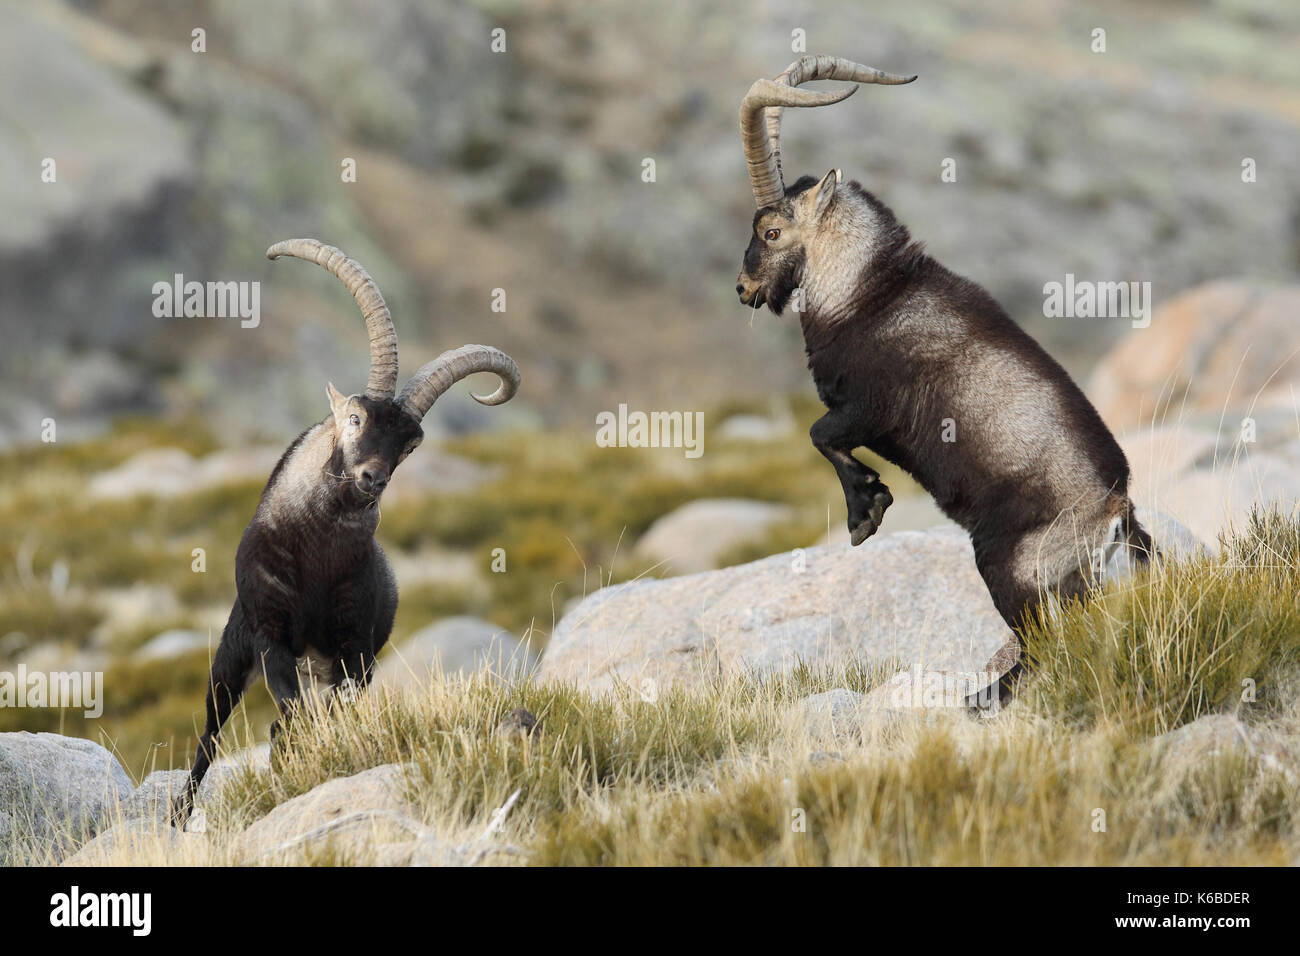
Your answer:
740,55 -> 916,207
266,239 -> 399,400
741,80 -> 856,208
397,345 -> 520,421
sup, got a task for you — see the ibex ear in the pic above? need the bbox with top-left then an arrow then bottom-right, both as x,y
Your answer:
326,382 -> 349,423
810,168 -> 840,221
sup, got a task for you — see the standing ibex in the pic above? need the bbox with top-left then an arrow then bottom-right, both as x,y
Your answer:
734,56 -> 1153,707
171,239 -> 519,826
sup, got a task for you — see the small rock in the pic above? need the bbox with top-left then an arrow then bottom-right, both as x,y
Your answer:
1154,714 -> 1298,784
375,616 -> 536,689
210,743 -> 271,777
634,498 -> 795,575
794,689 -> 869,741
89,446 -> 281,500
494,707 -> 539,739
1130,506 -> 1207,561
112,750 -> 267,829
133,628 -> 210,662
60,818 -> 191,866
234,763 -> 421,863
0,732 -> 134,863
807,750 -> 845,764
716,414 -> 793,442
114,770 -> 185,826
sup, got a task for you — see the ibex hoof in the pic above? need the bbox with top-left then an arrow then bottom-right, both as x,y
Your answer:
848,485 -> 892,546
849,519 -> 878,547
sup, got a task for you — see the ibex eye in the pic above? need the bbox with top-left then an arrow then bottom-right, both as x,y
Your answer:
349,413 -> 360,426
764,229 -> 780,241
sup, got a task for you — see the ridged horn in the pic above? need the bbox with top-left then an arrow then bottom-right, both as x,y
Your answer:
397,345 -> 520,421
266,239 -> 399,400
740,55 -> 916,207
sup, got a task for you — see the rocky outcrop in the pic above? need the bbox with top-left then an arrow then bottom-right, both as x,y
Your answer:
1088,282 -> 1300,434
538,527 -> 1013,695
1118,426 -> 1300,550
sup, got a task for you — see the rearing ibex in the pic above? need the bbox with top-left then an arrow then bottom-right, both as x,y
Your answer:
172,239 -> 519,826
734,56 -> 1153,707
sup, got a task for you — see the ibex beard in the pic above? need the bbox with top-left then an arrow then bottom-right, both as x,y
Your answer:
171,239 -> 519,828
735,55 -> 1154,709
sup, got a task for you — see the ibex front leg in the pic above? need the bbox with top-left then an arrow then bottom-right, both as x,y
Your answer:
811,409 -> 892,546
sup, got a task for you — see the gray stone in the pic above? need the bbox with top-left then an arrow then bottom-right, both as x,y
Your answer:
634,498 -> 795,574
0,6 -> 189,258
863,669 -> 985,711
234,763 -> 421,863
716,414 -> 795,442
1154,714 -> 1298,785
134,629 -> 210,662
89,446 -> 282,500
0,732 -> 134,862
794,689 -> 870,740
59,818 -> 190,866
539,527 -> 1014,695
1131,506 -> 1208,560
1160,453 -> 1300,548
209,743 -> 271,778
115,770 -> 186,826
375,617 -> 536,689
110,750 -> 266,828
793,673 -> 986,745
494,707 -> 540,739
819,494 -> 956,545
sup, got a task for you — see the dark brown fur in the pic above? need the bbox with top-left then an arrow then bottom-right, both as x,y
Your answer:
170,392 -> 422,826
738,173 -> 1152,706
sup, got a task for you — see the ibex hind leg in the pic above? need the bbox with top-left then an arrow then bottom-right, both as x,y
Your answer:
963,537 -> 1063,714
964,577 -> 1041,715
966,511 -> 1131,714
171,635 -> 253,828
262,641 -> 311,756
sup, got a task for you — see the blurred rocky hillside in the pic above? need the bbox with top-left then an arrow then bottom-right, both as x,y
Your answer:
2,0 -> 1298,447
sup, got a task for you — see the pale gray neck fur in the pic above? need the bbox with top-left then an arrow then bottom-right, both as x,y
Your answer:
260,420 -> 373,532
801,191 -> 892,324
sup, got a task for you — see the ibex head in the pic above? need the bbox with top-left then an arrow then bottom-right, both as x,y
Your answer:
734,55 -> 915,315
267,239 -> 519,504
